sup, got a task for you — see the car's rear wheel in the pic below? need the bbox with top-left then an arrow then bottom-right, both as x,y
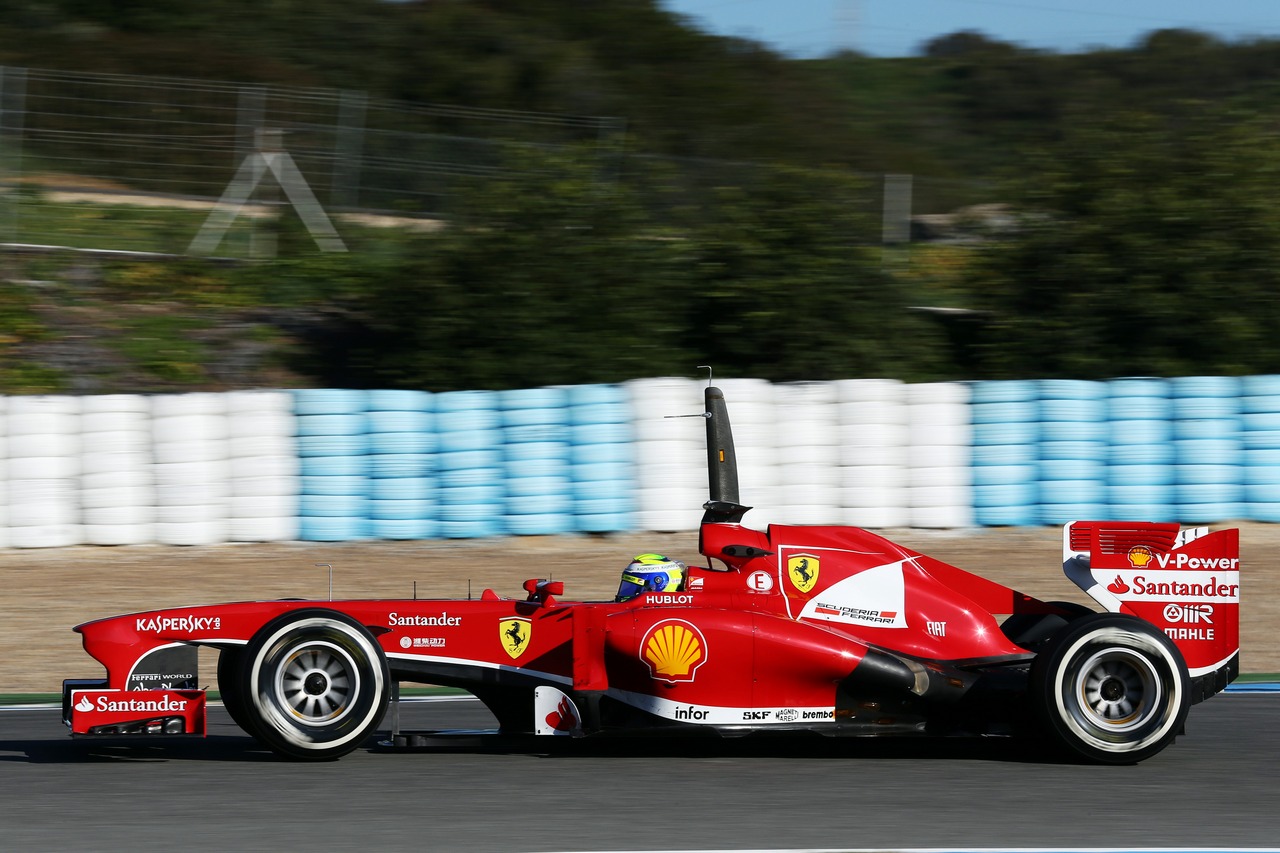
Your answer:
1030,613 -> 1189,764
239,609 -> 389,760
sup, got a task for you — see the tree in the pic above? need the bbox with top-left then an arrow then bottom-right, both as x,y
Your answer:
331,147 -> 696,390
964,106 -> 1280,378
681,165 -> 945,381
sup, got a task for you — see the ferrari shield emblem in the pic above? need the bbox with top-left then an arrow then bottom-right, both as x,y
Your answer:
787,554 -> 820,593
499,617 -> 532,660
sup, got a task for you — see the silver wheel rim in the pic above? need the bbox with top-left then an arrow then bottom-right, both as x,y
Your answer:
272,640 -> 359,727
1068,646 -> 1162,739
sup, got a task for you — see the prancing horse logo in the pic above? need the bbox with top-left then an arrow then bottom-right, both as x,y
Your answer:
787,554 -> 820,593
500,617 -> 532,660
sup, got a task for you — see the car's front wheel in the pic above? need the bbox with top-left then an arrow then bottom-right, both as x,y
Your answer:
217,647 -> 256,736
239,609 -> 389,760
1030,613 -> 1189,764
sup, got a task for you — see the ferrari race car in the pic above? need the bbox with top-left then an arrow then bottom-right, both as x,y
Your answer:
63,385 -> 1240,764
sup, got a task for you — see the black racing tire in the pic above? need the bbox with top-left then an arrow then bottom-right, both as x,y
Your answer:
1030,612 -> 1189,764
216,647 -> 257,737
239,609 -> 389,760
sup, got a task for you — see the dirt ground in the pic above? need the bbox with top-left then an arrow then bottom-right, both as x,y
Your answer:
2,523 -> 1273,695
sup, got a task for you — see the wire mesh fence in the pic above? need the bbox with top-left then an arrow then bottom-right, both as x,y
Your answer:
0,66 -> 975,259
0,66 -> 621,257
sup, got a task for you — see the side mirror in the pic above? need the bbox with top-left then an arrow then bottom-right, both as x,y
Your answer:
523,578 -> 564,605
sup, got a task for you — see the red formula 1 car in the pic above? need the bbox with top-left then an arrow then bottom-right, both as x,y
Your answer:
63,386 -> 1240,763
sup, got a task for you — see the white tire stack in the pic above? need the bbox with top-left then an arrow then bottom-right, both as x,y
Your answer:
80,394 -> 154,545
772,381 -> 840,525
713,378 -> 778,526
151,393 -> 230,546
835,379 -> 909,529
906,382 -> 972,528
6,395 -> 82,548
628,377 -> 706,532
226,390 -> 300,542
0,397 -> 6,548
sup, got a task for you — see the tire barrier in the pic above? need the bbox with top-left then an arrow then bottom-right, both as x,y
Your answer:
906,382 -> 972,529
365,389 -> 436,541
295,389 -> 371,542
1106,378 -> 1177,523
836,379 -> 909,529
499,386 -> 572,537
1037,380 -> 1107,526
81,394 -> 154,546
1241,375 -> 1280,523
435,390 -> 504,539
1170,376 -> 1243,523
970,380 -> 1038,527
6,376 -> 1280,547
6,395 -> 82,548
567,383 -> 635,534
628,377 -> 706,533
772,381 -> 842,526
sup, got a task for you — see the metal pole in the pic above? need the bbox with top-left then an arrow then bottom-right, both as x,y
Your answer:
331,90 -> 367,210
234,85 -> 267,258
882,173 -> 913,269
0,66 -> 29,244
882,173 -> 913,245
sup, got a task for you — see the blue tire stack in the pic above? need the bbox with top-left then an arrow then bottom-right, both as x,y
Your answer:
294,389 -> 371,541
500,386 -> 575,536
1037,380 -> 1108,525
435,390 -> 505,539
366,389 -> 437,540
1241,375 -> 1280,523
969,380 -> 1039,527
1170,376 -> 1242,523
1105,378 -> 1176,523
567,384 -> 635,534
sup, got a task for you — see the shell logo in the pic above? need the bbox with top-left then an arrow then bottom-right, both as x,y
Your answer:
1127,545 -> 1154,568
641,620 -> 707,683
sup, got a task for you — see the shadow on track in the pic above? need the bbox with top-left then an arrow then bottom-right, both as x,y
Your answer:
2,730 -> 1069,765
370,730 -> 1068,765
0,734 -> 279,764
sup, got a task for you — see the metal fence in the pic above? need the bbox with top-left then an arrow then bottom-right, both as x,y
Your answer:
0,66 -> 622,256
0,66 -> 980,259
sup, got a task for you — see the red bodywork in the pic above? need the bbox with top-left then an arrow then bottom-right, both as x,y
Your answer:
66,520 -> 1067,738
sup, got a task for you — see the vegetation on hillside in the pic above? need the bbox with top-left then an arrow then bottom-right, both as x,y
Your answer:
5,3 -> 1280,392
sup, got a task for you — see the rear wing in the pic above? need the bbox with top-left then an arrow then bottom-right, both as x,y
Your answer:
1063,521 -> 1239,702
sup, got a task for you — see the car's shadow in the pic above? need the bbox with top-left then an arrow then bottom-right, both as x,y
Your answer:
381,730 -> 1065,764
1,733 -> 279,764
3,729 -> 1068,765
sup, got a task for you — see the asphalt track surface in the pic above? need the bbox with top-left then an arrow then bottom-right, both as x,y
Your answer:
0,695 -> 1275,853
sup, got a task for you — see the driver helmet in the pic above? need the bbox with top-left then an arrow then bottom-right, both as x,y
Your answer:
616,553 -> 686,602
